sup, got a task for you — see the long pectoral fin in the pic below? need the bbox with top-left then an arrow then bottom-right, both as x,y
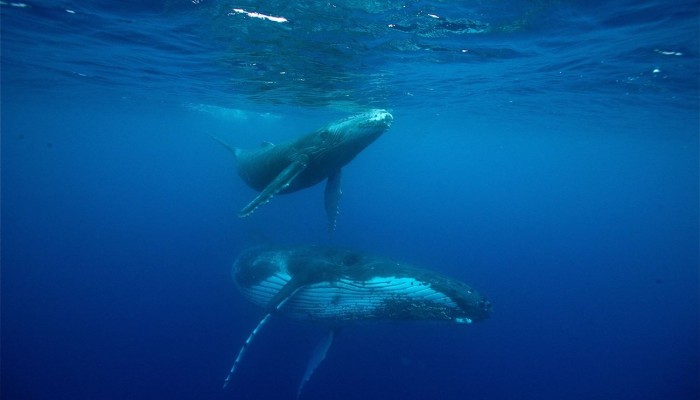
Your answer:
297,328 -> 337,399
222,285 -> 303,389
239,157 -> 308,218
222,312 -> 273,389
324,169 -> 342,232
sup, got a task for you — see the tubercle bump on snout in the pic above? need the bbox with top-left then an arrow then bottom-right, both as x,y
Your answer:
368,109 -> 393,124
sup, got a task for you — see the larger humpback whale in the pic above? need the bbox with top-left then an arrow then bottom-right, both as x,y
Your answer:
212,110 -> 393,230
223,245 -> 491,397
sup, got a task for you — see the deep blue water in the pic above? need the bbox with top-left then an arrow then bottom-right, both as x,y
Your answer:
2,1 -> 698,399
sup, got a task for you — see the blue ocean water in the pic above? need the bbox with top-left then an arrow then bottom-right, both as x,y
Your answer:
1,1 -> 698,399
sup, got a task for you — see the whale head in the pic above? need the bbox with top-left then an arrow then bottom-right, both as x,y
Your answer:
315,109 -> 393,165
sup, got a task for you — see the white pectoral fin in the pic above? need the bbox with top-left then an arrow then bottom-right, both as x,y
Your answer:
222,312 -> 273,389
223,286 -> 303,390
238,158 -> 308,218
324,169 -> 342,232
297,328 -> 336,399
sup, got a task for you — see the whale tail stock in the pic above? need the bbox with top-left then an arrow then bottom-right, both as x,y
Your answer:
208,133 -> 242,160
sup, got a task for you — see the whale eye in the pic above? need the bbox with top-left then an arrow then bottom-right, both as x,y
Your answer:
319,131 -> 329,140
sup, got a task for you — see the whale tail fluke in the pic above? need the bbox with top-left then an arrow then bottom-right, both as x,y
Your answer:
208,134 -> 241,160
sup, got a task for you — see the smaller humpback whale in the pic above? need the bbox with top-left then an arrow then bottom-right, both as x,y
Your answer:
211,110 -> 392,231
223,246 -> 491,397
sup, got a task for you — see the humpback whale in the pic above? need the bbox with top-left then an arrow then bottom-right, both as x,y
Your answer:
223,246 -> 491,397
211,110 -> 393,231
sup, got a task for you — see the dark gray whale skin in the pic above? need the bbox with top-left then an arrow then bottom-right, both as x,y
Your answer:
233,245 -> 492,324
214,110 -> 392,230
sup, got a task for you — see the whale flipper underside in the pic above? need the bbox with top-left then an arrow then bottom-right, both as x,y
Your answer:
297,328 -> 336,399
222,283 -> 303,389
324,169 -> 342,232
238,155 -> 309,218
